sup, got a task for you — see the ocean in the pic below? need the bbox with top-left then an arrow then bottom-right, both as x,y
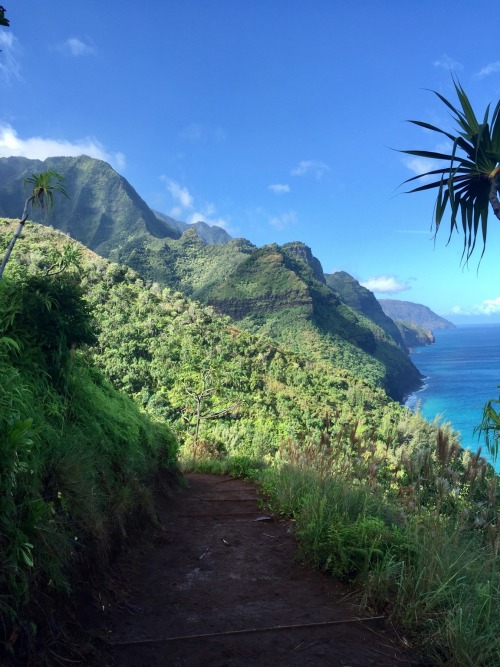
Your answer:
406,323 -> 500,472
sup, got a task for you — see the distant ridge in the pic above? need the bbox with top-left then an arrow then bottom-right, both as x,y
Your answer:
153,210 -> 232,245
378,299 -> 455,331
326,271 -> 408,351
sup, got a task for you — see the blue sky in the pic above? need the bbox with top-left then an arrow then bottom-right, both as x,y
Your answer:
2,1 -> 500,323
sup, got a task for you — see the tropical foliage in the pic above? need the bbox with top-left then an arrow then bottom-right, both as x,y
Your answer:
1,219 -> 498,665
0,170 -> 68,280
401,78 -> 500,262
0,235 -> 177,662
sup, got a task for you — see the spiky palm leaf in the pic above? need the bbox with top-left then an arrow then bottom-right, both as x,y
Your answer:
24,170 -> 68,212
401,79 -> 500,262
0,170 -> 68,280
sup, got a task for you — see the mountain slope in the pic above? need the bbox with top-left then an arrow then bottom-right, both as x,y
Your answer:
0,156 -> 230,253
379,299 -> 455,331
1,220 -> 416,457
205,242 -> 422,400
153,209 -> 232,244
0,155 -> 422,400
325,271 -> 408,350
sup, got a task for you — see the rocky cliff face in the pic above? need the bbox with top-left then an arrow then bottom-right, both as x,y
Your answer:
395,321 -> 435,348
282,241 -> 326,284
378,299 -> 455,331
326,271 -> 408,351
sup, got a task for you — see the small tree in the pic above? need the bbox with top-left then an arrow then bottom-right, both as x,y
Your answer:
400,78 -> 500,263
400,80 -> 500,462
0,170 -> 68,280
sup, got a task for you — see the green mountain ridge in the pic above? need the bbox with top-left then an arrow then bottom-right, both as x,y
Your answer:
0,155 -> 422,400
325,271 -> 408,350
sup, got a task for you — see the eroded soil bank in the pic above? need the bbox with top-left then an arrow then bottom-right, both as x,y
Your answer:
86,473 -> 421,666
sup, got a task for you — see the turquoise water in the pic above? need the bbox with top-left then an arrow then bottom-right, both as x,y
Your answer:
406,324 -> 500,471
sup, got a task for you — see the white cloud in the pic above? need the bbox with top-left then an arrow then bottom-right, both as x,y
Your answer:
269,210 -> 297,230
163,178 -> 194,209
187,210 -> 230,230
0,123 -> 125,170
161,177 -> 230,230
58,37 -> 96,56
360,275 -> 410,294
403,142 -> 452,184
450,298 -> 500,317
268,183 -> 290,194
477,298 -> 500,314
450,305 -> 469,315
476,61 -> 500,78
291,160 -> 330,179
404,156 -> 437,178
0,32 -> 22,83
433,55 -> 463,70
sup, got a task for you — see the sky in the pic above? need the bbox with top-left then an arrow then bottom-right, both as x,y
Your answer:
2,1 -> 500,323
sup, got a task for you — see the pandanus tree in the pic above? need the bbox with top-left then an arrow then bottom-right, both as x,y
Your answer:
400,80 -> 500,461
401,78 -> 500,263
0,170 -> 68,280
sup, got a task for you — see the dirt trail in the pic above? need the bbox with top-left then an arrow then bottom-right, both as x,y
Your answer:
88,473 -> 418,666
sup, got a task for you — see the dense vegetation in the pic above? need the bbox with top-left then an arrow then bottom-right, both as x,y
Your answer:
0,156 -> 424,402
0,223 -> 178,662
1,219 -> 498,665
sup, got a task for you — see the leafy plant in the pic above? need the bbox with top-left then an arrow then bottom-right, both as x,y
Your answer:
400,78 -> 500,262
0,170 -> 68,280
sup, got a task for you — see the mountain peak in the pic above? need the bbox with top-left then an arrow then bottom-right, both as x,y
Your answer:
282,241 -> 326,284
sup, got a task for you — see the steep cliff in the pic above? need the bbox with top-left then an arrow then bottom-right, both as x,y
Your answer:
378,299 -> 455,330
326,271 -> 408,351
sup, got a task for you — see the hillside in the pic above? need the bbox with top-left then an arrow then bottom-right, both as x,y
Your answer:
153,209 -> 232,244
395,321 -> 435,347
204,242 -> 422,400
379,299 -> 455,330
325,271 -> 407,350
0,220 -> 424,453
0,156 -> 230,254
0,156 -> 422,400
2,221 -> 498,667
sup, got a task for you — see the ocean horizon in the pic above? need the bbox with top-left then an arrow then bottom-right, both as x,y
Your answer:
406,323 -> 500,472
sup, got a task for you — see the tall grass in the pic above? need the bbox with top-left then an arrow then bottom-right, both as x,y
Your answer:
259,429 -> 500,666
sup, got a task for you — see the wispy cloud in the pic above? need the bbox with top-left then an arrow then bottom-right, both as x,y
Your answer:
291,160 -> 330,179
433,54 -> 463,70
179,123 -> 226,143
476,61 -> 500,79
268,183 -> 290,194
0,123 -> 125,170
163,178 -> 194,209
269,210 -> 297,230
404,156 -> 437,181
161,177 -> 230,230
452,297 -> 500,316
403,141 -> 452,184
361,275 -> 410,294
57,37 -> 96,56
0,32 -> 22,83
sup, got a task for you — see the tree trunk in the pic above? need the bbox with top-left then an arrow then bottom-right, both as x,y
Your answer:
489,172 -> 500,220
0,198 -> 30,280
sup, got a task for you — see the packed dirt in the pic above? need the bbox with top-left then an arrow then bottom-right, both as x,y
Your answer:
86,473 -> 422,666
